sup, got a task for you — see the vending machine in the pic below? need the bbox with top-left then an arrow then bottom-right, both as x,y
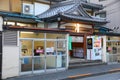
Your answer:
87,36 -> 102,60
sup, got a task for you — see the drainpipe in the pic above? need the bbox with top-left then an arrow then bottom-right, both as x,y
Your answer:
0,31 -> 2,79
0,16 -> 3,79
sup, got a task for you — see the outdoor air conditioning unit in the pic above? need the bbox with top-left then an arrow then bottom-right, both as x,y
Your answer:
22,3 -> 34,15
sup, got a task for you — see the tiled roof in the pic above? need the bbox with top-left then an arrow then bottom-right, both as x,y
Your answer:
81,2 -> 103,10
37,0 -> 107,24
38,4 -> 75,19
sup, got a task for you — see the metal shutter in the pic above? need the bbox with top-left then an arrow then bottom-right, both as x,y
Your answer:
3,31 -> 17,46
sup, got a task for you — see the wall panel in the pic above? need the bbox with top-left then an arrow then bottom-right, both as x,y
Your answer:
0,0 -> 10,11
11,0 -> 21,12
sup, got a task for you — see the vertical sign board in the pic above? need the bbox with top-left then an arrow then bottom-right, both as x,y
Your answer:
87,38 -> 93,49
0,32 -> 2,79
87,38 -> 93,60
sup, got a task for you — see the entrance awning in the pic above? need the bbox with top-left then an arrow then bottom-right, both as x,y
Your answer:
3,25 -> 69,34
3,25 -> 92,35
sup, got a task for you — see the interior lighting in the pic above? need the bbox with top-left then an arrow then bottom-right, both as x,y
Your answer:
75,23 -> 80,33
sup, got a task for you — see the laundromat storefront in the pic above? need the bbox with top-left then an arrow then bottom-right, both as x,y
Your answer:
19,31 -> 68,74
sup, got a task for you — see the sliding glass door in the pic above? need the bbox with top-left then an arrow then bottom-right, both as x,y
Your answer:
19,32 -> 68,75
20,40 -> 46,74
46,40 -> 56,71
20,40 -> 33,73
33,40 -> 45,73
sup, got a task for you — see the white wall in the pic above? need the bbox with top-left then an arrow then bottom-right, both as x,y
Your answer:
2,46 -> 19,79
0,16 -> 3,31
106,1 -> 120,32
37,22 -> 44,28
101,36 -> 107,63
2,31 -> 19,79
34,2 -> 50,16
90,0 -> 120,32
48,22 -> 58,28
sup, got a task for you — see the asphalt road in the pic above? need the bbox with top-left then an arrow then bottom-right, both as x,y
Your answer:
75,72 -> 120,80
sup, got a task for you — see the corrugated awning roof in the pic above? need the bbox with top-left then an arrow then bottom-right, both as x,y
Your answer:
94,32 -> 120,36
94,26 -> 113,31
4,17 -> 37,24
3,25 -> 69,33
0,11 -> 41,23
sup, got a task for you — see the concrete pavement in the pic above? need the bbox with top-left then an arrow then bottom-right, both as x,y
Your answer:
76,72 -> 120,80
4,63 -> 120,80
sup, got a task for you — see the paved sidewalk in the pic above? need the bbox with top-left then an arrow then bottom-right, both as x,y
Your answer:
4,63 -> 120,80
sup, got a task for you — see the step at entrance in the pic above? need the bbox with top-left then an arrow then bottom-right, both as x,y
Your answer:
69,60 -> 107,69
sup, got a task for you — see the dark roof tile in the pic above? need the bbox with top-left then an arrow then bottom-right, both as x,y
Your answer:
37,0 -> 107,24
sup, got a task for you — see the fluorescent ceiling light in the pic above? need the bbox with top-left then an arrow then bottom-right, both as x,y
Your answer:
21,31 -> 34,34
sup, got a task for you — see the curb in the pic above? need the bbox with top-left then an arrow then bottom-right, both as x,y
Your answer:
61,68 -> 120,80
69,63 -> 107,69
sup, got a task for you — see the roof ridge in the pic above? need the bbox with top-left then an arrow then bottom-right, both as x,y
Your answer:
51,0 -> 75,8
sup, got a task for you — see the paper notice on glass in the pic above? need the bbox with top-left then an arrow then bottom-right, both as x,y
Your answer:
46,47 -> 54,52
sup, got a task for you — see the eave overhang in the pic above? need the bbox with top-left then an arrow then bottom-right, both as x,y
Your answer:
94,26 -> 113,31
40,13 -> 108,25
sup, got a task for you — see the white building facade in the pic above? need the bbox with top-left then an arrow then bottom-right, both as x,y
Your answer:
90,0 -> 120,63
90,0 -> 120,32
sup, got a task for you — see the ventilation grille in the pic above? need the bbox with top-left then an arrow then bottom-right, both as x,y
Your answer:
4,31 -> 17,46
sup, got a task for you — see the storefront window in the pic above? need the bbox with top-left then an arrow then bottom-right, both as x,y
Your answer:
46,40 -> 56,55
106,36 -> 120,54
20,32 -> 44,38
106,36 -> 120,62
21,40 -> 32,56
57,40 -> 67,55
19,32 -> 67,74
34,41 -> 45,56
56,56 -> 66,68
21,57 -> 32,72
33,57 -> 45,70
46,33 -> 66,39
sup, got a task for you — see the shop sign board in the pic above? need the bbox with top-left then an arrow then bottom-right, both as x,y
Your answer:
72,36 -> 83,42
87,38 -> 93,49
